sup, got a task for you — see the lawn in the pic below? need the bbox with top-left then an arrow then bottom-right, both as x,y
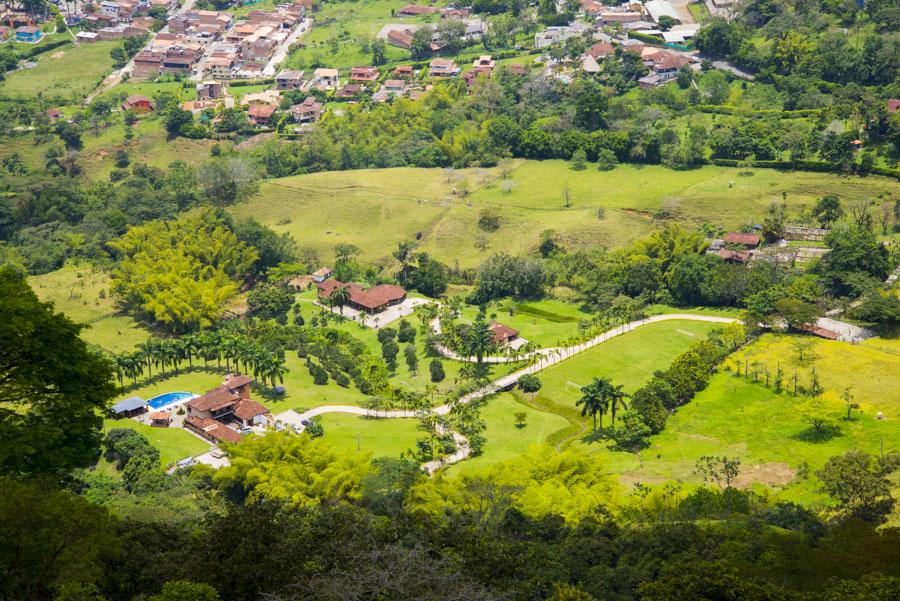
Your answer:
28,261 -> 152,353
596,372 -> 899,507
319,414 -> 420,458
234,162 -> 900,270
724,334 -> 900,415
102,418 -> 210,467
285,0 -> 438,71
0,40 -> 119,103
455,298 -> 593,347
448,392 -> 571,475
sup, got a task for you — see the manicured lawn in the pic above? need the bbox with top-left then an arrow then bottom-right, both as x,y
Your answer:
102,418 -> 210,467
596,373 -> 899,506
455,298 -> 592,347
233,162 -> 900,269
319,414 -> 420,458
28,262 -> 152,353
537,319 -> 722,401
448,392 -> 570,475
0,41 -> 119,103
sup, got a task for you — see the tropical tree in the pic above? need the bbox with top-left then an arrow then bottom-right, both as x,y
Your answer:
577,378 -> 610,432
464,313 -> 495,366
607,383 -> 629,431
330,285 -> 352,316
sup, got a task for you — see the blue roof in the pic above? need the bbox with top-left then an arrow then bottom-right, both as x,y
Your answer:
111,396 -> 146,413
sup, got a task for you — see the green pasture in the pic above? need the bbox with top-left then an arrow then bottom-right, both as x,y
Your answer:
234,162 -> 900,270
0,40 -> 119,103
28,262 -> 151,352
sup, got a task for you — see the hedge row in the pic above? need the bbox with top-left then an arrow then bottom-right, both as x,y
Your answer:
710,158 -> 900,179
17,39 -> 72,60
228,77 -> 275,87
627,31 -> 666,46
695,105 -> 822,119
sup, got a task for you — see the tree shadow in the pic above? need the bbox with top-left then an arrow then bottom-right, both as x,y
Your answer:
580,429 -> 610,445
792,425 -> 843,443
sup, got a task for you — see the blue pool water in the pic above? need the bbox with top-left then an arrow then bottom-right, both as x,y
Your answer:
147,391 -> 194,410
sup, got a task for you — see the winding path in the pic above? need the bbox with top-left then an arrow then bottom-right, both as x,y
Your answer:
276,313 -> 739,473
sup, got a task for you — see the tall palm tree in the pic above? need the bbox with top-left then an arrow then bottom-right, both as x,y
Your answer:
464,314 -> 494,366
182,334 -> 198,369
607,383 -> 629,432
110,353 -> 128,389
136,341 -> 155,379
577,377 -> 611,432
330,285 -> 351,316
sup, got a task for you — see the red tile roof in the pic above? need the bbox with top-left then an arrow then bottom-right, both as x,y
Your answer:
185,416 -> 241,444
587,42 -> 615,58
724,232 -> 761,247
149,411 -> 171,421
225,374 -> 254,389
187,386 -> 238,412
317,280 -> 407,310
888,99 -> 900,113
233,399 -> 271,420
248,103 -> 277,118
489,321 -> 519,344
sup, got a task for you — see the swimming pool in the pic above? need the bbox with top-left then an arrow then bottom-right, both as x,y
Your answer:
146,391 -> 195,410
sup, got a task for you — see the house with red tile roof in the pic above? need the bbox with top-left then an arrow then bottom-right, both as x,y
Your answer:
122,95 -> 154,112
350,66 -> 379,82
316,280 -> 407,314
489,322 -> 519,345
724,232 -> 761,248
248,102 -> 277,126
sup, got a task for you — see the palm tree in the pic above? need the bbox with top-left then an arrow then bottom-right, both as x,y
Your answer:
111,353 -> 128,389
329,285 -> 351,316
182,334 -> 198,369
577,378 -> 610,432
136,341 -> 155,379
607,383 -> 629,432
464,314 -> 494,366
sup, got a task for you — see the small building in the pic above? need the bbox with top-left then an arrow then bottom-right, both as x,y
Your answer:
275,68 -> 304,90
290,96 -> 323,123
122,95 -> 154,112
428,58 -> 458,78
110,396 -> 146,418
581,54 -> 601,74
313,67 -> 339,89
150,411 -> 172,427
196,80 -> 224,100
586,41 -> 615,59
644,0 -> 680,23
232,399 -> 272,428
724,232 -> 761,248
350,66 -> 379,82
185,416 -> 242,445
394,65 -> 415,78
335,82 -> 363,98
387,28 -> 414,50
46,108 -> 64,120
489,322 -> 519,345
14,25 -> 42,43
76,31 -> 99,43
312,267 -> 333,282
472,55 -> 495,69
382,79 -> 406,95
887,99 -> 900,113
248,103 -> 277,126
398,4 -> 440,16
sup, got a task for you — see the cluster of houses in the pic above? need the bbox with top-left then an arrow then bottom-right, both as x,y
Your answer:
0,7 -> 44,43
128,2 -> 307,81
532,0 -> 702,88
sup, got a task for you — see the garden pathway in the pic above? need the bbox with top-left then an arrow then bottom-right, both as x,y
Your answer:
276,313 -> 739,473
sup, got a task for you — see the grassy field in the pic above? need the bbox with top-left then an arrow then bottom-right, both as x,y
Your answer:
285,0 -> 437,71
448,393 -> 570,475
234,162 -> 900,270
28,262 -> 151,352
102,418 -> 210,467
600,372 -> 899,507
319,414 -> 420,458
724,334 -> 900,416
0,40 -> 119,103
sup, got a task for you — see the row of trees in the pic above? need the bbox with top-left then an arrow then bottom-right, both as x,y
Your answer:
111,330 -> 287,391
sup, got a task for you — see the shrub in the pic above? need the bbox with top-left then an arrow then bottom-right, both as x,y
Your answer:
429,358 -> 445,382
